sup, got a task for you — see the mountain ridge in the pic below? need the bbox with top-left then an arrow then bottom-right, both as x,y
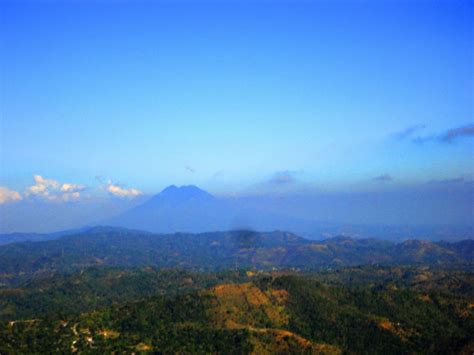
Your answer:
0,227 -> 471,288
100,185 -> 474,241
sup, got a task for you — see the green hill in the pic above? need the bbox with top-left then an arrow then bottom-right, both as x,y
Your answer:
0,227 -> 471,288
0,267 -> 472,353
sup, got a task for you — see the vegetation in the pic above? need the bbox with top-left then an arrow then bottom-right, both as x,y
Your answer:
0,228 -> 472,353
0,228 -> 471,288
0,265 -> 472,353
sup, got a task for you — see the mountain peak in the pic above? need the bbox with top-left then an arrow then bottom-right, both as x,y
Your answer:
157,185 -> 214,202
161,185 -> 178,194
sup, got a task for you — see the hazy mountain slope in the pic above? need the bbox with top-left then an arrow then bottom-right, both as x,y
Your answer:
0,227 -> 91,246
102,185 -> 474,241
103,185 -> 363,238
104,185 -> 234,233
0,232 -> 48,245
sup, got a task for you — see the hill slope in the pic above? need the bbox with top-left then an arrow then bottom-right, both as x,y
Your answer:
1,271 -> 472,353
0,227 -> 471,287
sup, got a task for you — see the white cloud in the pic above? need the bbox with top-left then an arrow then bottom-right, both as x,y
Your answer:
60,183 -> 86,193
27,175 -> 59,197
26,175 -> 86,202
107,181 -> 142,198
0,187 -> 22,204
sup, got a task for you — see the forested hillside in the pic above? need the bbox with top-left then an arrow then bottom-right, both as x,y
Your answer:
0,267 -> 472,353
0,227 -> 471,288
0,228 -> 472,353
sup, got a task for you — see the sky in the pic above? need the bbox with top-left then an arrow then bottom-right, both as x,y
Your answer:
0,0 -> 473,230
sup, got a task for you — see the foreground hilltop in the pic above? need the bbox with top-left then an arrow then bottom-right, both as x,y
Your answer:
1,267 -> 472,353
0,227 -> 471,287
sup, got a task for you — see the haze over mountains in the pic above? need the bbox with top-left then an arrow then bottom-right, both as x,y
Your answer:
1,184 -> 472,242
105,185 -> 317,236
104,185 -> 473,241
105,185 -> 228,233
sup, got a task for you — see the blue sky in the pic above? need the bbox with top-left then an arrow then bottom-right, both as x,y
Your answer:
1,0 -> 473,199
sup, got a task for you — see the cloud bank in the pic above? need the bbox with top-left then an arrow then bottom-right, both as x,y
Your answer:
107,181 -> 142,198
1,175 -> 143,203
441,124 -> 474,143
0,187 -> 22,204
394,123 -> 474,144
26,175 -> 86,202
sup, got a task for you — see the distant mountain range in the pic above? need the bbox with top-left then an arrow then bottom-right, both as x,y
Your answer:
102,185 -> 474,241
0,226 -> 471,287
1,185 -> 473,241
0,227 -> 90,246
104,184 -> 312,234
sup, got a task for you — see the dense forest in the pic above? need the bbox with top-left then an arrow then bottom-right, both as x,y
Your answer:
0,266 -> 473,353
